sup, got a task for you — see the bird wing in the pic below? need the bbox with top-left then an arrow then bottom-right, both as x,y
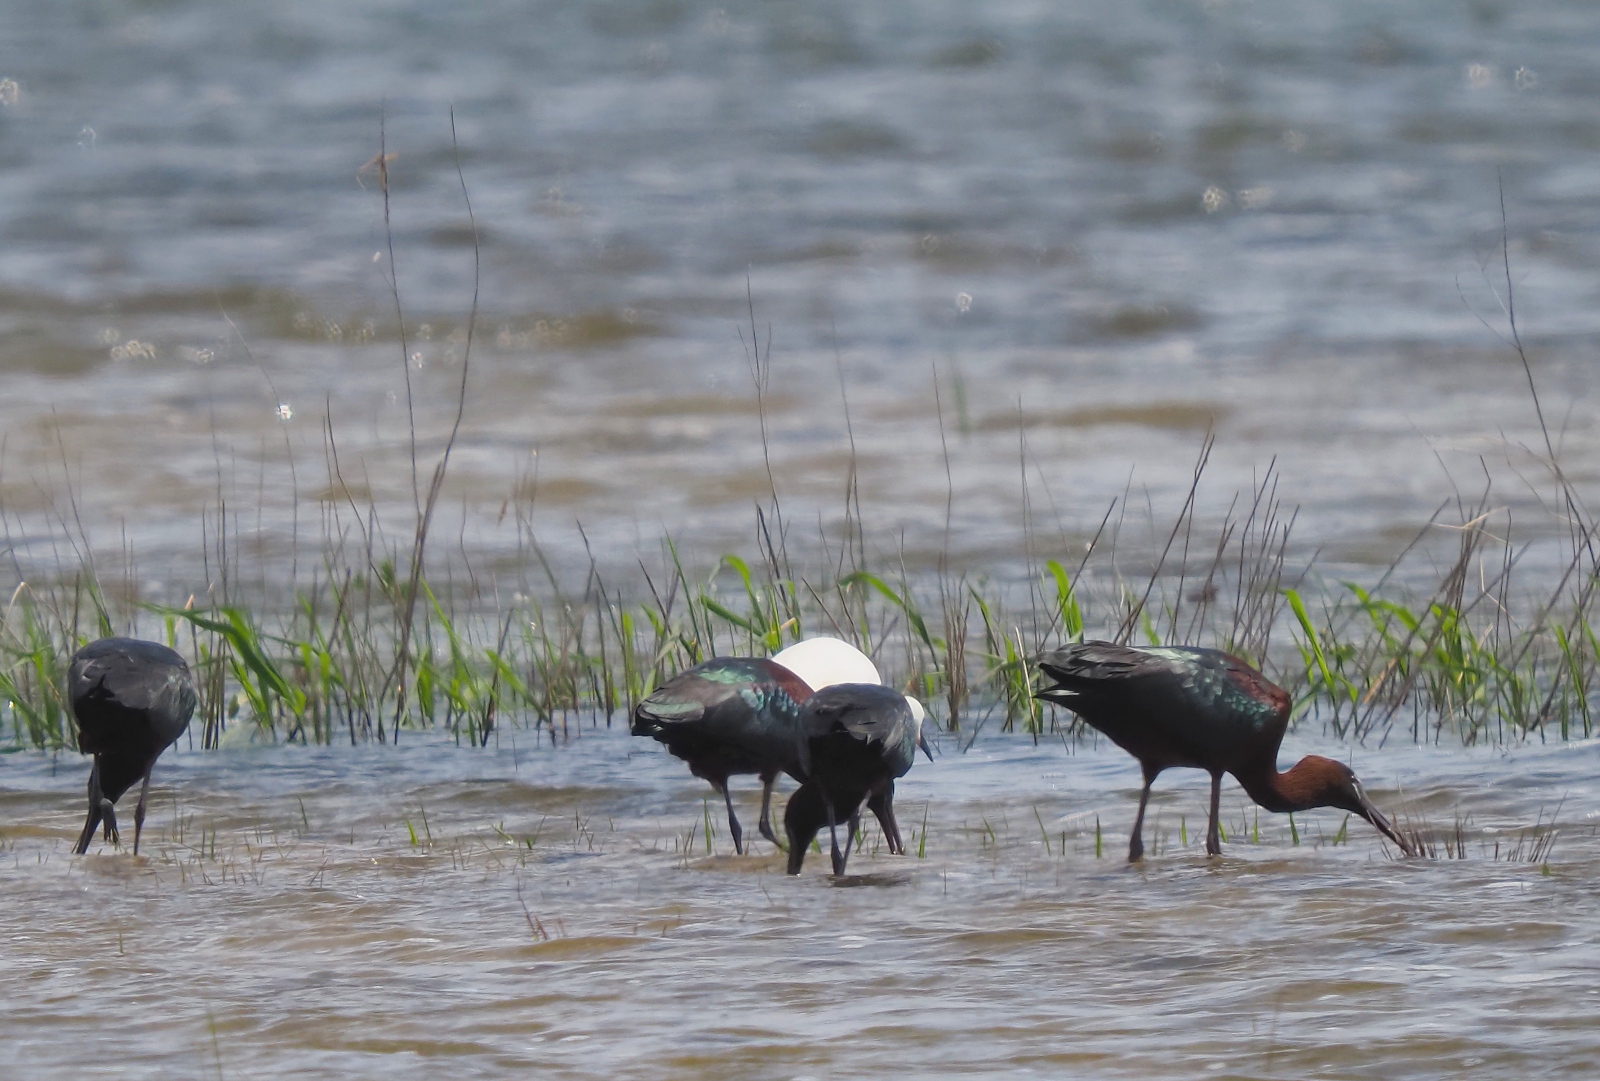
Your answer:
69,638 -> 196,750
633,657 -> 806,731
70,636 -> 193,713
70,651 -> 181,713
803,684 -> 917,777
631,657 -> 812,774
1036,641 -> 1288,763
1036,640 -> 1174,687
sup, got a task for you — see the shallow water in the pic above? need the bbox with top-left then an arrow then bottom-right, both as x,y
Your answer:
1,2 -> 1599,588
2,725 -> 1594,1079
5,9 -> 1600,1071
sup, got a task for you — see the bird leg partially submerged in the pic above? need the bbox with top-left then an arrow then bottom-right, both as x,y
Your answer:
836,808 -> 862,874
757,771 -> 785,851
867,783 -> 903,855
73,759 -> 123,853
100,799 -> 119,847
74,759 -> 105,855
719,782 -> 745,856
132,765 -> 155,857
1128,764 -> 1160,862
1206,771 -> 1223,857
827,798 -> 846,876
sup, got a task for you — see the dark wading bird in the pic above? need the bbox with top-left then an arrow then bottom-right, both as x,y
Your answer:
1034,641 -> 1414,860
785,683 -> 933,876
632,656 -> 813,854
69,637 -> 197,856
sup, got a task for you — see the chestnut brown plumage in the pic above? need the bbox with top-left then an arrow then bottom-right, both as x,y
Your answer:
1035,641 -> 1413,861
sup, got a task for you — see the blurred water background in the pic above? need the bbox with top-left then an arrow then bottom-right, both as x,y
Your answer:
0,0 -> 1597,598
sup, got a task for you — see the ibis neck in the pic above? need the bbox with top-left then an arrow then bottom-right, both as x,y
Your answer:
1232,756 -> 1318,814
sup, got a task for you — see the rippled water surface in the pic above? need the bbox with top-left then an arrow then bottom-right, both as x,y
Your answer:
5,5 -> 1600,1076
1,1 -> 1599,582
2,727 -> 1595,1079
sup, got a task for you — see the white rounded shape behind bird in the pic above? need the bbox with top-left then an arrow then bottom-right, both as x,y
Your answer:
771,637 -> 881,691
773,638 -> 933,759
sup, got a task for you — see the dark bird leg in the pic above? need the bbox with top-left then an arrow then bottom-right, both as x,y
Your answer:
756,771 -> 784,850
1205,770 -> 1223,856
132,763 -> 155,857
1128,764 -> 1160,862
868,785 -> 902,855
101,799 -> 120,846
74,758 -> 105,855
825,797 -> 846,876
838,808 -> 863,874
784,784 -> 825,875
720,783 -> 745,855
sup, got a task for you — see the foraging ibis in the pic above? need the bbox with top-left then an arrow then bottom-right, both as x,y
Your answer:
632,656 -> 812,853
774,638 -> 930,855
69,637 -> 197,855
775,637 -> 935,842
784,683 -> 933,876
632,637 -> 928,855
1034,641 -> 1413,860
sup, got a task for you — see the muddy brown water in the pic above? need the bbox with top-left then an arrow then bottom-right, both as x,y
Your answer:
2,726 -> 1595,1079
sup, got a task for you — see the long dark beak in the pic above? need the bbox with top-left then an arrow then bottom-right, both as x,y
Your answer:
918,730 -> 935,764
1356,787 -> 1414,858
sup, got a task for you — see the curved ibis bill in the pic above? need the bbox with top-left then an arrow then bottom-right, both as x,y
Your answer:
1034,640 -> 1414,861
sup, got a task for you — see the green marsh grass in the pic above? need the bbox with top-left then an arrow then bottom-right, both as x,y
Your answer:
1390,802 -> 1560,864
32,489 -> 1579,761
1,164 -> 1593,759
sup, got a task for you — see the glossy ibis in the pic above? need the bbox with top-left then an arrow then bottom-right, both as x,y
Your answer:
776,636 -> 935,833
632,656 -> 812,853
776,637 -> 930,858
633,638 -> 922,855
1034,641 -> 1413,860
784,683 -> 933,876
69,637 -> 197,855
